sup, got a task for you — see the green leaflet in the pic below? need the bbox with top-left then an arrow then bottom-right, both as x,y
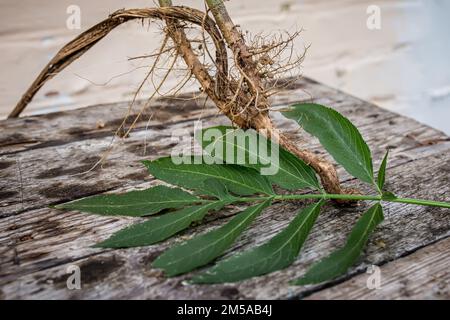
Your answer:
377,150 -> 389,191
382,191 -> 397,201
143,156 -> 274,196
191,200 -> 324,284
197,179 -> 237,202
54,185 -> 199,217
293,203 -> 384,285
197,126 -> 320,190
282,103 -> 374,184
152,200 -> 272,277
96,201 -> 228,248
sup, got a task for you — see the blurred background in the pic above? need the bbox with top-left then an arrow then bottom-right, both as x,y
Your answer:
1,0 -> 449,133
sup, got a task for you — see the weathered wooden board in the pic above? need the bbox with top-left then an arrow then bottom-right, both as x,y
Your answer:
306,237 -> 450,300
1,80 -> 447,217
0,78 -> 449,300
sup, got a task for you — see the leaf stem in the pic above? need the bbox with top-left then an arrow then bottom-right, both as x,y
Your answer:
275,194 -> 382,202
388,197 -> 450,208
234,194 -> 450,209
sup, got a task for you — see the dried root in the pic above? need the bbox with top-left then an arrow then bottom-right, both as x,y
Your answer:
9,2 -> 344,196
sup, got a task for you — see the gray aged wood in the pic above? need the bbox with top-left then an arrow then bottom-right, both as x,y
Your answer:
0,78 -> 449,300
306,237 -> 450,300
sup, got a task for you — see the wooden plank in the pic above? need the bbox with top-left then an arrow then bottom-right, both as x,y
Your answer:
1,112 -> 447,217
0,77 -> 449,299
305,237 -> 450,300
0,151 -> 448,299
0,78 -> 387,156
1,90 -> 448,216
0,98 -> 217,156
5,78 -> 401,215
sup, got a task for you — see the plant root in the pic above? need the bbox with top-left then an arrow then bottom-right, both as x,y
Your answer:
9,4 -> 345,196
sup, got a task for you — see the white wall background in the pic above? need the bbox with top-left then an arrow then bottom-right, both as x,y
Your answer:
1,0 -> 449,133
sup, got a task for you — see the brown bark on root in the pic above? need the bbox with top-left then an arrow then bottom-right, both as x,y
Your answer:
8,5 -> 345,196
8,7 -> 228,119
204,0 -> 343,195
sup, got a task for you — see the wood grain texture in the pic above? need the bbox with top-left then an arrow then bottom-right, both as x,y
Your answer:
0,78 -> 449,300
306,237 -> 450,300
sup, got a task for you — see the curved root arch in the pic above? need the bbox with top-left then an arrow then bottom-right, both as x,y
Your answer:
8,6 -> 228,118
9,5 -> 345,196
